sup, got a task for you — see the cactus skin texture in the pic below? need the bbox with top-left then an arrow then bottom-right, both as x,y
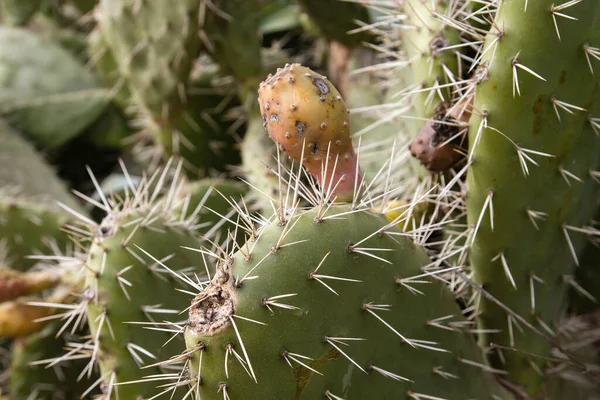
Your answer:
466,0 -> 600,395
83,206 -> 206,399
258,64 -> 362,201
184,205 -> 502,399
97,0 -> 201,117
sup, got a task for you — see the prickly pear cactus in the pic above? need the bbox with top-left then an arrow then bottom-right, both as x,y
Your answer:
183,205 -> 503,399
466,0 -> 600,395
82,196 -> 207,399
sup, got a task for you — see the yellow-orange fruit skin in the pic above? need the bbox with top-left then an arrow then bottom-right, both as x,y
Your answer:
258,63 -> 361,200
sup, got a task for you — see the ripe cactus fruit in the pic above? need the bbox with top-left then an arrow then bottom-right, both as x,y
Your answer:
258,64 -> 362,201
466,0 -> 600,395
183,205 -> 503,399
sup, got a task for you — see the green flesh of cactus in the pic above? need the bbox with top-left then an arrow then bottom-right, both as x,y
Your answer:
466,0 -> 600,395
84,208 -> 205,399
0,27 -> 108,149
184,205 -> 502,399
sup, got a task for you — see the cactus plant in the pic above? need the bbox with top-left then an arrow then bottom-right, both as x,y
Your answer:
0,1 -> 598,399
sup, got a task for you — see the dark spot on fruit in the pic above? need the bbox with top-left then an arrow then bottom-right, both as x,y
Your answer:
295,121 -> 306,135
262,113 -> 267,122
313,78 -> 330,94
270,114 -> 279,123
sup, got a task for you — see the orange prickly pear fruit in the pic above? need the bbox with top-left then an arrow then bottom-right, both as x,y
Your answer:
258,63 -> 362,201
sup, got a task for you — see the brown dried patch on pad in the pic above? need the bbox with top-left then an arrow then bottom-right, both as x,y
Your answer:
188,284 -> 237,336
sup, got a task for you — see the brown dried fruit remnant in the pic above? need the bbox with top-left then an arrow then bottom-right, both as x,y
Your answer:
409,96 -> 472,172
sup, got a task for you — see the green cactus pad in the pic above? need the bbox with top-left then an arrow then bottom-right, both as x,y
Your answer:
0,200 -> 71,271
199,0 -> 265,93
401,0 -> 462,136
87,27 -> 132,110
97,0 -> 202,117
83,200 -> 209,399
466,0 -> 600,394
184,205 -> 504,399
240,112 -> 294,215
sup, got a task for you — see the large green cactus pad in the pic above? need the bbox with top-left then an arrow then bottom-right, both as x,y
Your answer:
184,205 -> 503,399
466,0 -> 600,394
